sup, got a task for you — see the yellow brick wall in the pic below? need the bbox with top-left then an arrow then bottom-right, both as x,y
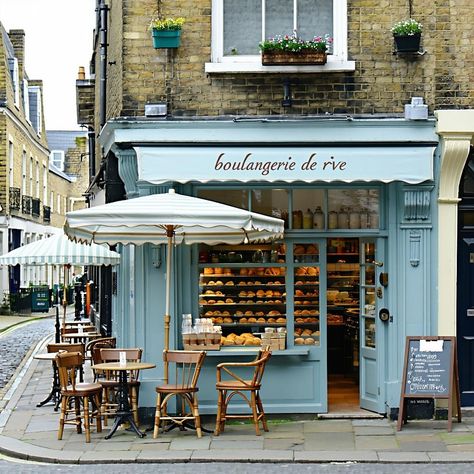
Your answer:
100,0 -> 474,119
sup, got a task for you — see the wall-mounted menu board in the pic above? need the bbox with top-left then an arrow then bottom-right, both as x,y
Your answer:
397,336 -> 461,432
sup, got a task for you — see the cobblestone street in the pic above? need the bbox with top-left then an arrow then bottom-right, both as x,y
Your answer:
0,317 -> 54,390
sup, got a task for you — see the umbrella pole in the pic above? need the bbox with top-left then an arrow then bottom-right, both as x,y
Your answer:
164,227 -> 173,384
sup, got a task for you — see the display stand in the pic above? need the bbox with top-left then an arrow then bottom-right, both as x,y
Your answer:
397,336 -> 461,432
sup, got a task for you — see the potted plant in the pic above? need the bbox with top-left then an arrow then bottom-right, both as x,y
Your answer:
149,17 -> 185,49
259,33 -> 332,65
391,18 -> 423,52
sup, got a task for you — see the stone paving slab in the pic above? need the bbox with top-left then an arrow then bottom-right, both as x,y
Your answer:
377,451 -> 431,462
295,450 -> 378,462
190,448 -> 294,462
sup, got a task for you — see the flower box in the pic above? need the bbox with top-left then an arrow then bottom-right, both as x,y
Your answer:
152,29 -> 181,49
393,34 -> 421,53
262,49 -> 327,66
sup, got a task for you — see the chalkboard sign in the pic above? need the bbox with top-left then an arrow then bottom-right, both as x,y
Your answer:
397,336 -> 461,432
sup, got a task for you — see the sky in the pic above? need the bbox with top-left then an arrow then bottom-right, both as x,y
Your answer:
0,0 -> 96,130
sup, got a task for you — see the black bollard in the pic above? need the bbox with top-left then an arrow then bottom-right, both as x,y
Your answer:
55,305 -> 60,343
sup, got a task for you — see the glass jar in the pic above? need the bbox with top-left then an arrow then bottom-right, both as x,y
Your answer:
328,211 -> 338,229
369,211 -> 379,229
303,209 -> 313,229
292,210 -> 303,229
313,206 -> 325,229
349,209 -> 361,229
337,208 -> 349,229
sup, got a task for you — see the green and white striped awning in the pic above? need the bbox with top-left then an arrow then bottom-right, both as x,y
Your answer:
0,233 -> 120,266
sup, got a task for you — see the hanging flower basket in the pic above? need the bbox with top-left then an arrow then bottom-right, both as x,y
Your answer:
152,29 -> 181,49
262,49 -> 327,65
149,17 -> 185,49
393,34 -> 421,53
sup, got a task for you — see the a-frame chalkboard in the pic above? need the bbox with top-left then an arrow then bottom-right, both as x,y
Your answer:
397,336 -> 461,431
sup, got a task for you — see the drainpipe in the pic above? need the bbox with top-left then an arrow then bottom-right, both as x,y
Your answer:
98,0 -> 108,128
88,127 -> 96,181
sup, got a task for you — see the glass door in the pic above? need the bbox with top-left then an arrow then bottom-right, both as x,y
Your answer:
359,238 -> 385,413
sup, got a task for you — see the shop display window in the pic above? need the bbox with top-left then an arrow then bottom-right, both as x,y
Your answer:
292,190 -> 325,230
293,243 -> 320,347
328,189 -> 379,229
197,189 -> 249,209
198,243 -> 287,349
251,189 -> 289,228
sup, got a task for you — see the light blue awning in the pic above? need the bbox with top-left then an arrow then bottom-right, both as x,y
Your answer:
135,146 -> 434,185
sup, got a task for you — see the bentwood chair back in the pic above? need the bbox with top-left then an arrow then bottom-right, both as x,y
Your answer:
47,342 -> 85,382
98,348 -> 143,426
214,348 -> 272,436
55,351 -> 102,443
153,350 -> 207,438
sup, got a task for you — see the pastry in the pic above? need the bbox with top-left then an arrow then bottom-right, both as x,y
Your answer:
215,290 -> 224,296
295,289 -> 304,297
203,268 -> 214,275
295,280 -> 304,285
247,291 -> 255,297
214,267 -> 223,275
245,310 -> 254,316
239,291 -> 247,297
207,280 -> 216,286
307,267 -> 318,276
225,281 -> 234,286
248,317 -> 257,323
216,280 -> 224,286
257,317 -> 265,323
276,317 -> 286,324
239,268 -> 248,276
306,245 -> 317,255
234,336 -> 244,345
207,299 -> 216,304
267,318 -> 276,323
239,317 -> 248,323
205,311 -> 214,317
295,337 -> 305,345
304,338 -> 315,345
256,290 -> 265,297
225,298 -> 234,303
205,290 -> 215,295
296,267 -> 307,276
238,281 -> 247,286
216,299 -> 225,304
294,245 -> 305,255
256,311 -> 265,317
235,310 -> 244,316
268,310 -> 281,316
223,317 -> 233,323
221,310 -> 230,316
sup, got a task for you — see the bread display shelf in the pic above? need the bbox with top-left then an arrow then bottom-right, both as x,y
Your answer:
201,303 -> 286,306
220,323 -> 286,327
200,284 -> 285,289
294,322 -> 320,327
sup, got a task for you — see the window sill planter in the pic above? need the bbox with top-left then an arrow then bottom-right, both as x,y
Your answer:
152,29 -> 181,49
261,50 -> 327,66
393,34 -> 421,53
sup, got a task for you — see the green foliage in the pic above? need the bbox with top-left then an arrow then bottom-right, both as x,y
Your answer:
259,33 -> 332,53
149,17 -> 185,31
391,19 -> 423,36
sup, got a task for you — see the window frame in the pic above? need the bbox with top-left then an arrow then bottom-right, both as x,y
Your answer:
206,0 -> 354,73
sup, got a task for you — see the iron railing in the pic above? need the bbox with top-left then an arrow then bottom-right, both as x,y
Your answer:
21,195 -> 32,215
9,187 -> 20,210
32,198 -> 41,217
43,205 -> 51,223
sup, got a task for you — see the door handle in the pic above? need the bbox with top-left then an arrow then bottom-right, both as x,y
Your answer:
372,260 -> 384,267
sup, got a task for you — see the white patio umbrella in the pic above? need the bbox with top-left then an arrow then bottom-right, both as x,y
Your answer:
0,233 -> 120,335
64,189 -> 284,382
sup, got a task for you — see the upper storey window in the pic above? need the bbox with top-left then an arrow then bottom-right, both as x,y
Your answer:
206,0 -> 354,73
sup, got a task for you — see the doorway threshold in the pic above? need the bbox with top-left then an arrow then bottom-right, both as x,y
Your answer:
319,411 -> 383,420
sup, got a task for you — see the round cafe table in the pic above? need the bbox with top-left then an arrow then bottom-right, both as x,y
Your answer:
33,352 -> 61,411
92,361 -> 156,439
62,332 -> 99,344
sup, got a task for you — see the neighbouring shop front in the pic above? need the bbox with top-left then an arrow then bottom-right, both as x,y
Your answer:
104,117 -> 440,417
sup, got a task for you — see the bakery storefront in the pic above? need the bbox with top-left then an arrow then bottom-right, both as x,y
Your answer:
105,117 -> 439,416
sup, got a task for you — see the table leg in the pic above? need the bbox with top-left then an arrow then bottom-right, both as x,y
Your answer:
37,363 -> 61,411
105,370 -> 145,440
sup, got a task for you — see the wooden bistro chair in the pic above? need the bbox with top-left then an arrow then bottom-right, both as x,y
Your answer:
48,342 -> 86,382
214,348 -> 272,436
153,350 -> 206,439
85,337 -> 116,372
98,348 -> 143,426
55,351 -> 102,443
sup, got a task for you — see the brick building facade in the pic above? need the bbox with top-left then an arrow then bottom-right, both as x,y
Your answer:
0,23 -> 88,297
75,1 -> 474,415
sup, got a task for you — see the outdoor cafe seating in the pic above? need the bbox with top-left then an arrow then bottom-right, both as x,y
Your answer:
55,351 -> 102,443
98,348 -> 143,426
214,348 -> 272,436
153,350 -> 207,438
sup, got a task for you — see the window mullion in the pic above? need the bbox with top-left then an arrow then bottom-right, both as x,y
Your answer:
294,0 -> 298,32
262,0 -> 265,40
